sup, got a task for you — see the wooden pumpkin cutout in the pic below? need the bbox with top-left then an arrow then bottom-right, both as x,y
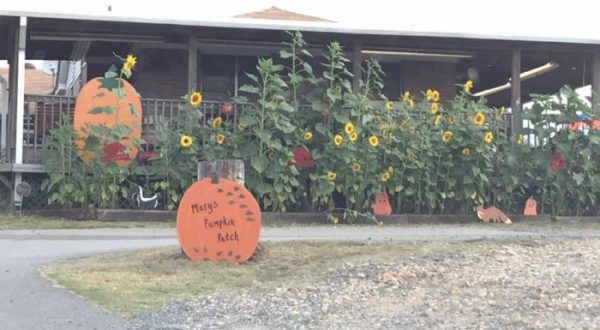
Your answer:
523,197 -> 537,216
74,77 -> 142,167
177,178 -> 261,263
372,192 -> 392,215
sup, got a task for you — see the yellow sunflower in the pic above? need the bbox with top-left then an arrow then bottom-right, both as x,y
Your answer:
516,134 -> 524,145
402,91 -> 411,102
368,135 -> 379,147
483,132 -> 494,144
215,134 -> 225,144
385,101 -> 394,111
407,99 -> 415,107
122,54 -> 137,72
388,166 -> 394,173
463,80 -> 474,93
212,116 -> 223,128
426,89 -> 433,101
431,90 -> 440,102
462,147 -> 470,156
327,172 -> 337,181
304,131 -> 313,141
180,134 -> 193,148
442,131 -> 453,143
447,116 -> 455,125
344,122 -> 354,135
352,163 -> 361,173
381,171 -> 391,182
473,112 -> 485,126
349,132 -> 358,142
333,134 -> 343,146
434,114 -> 442,126
430,102 -> 439,114
189,92 -> 202,108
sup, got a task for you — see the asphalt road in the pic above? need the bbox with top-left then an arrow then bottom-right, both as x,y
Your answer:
1,225 -> 599,330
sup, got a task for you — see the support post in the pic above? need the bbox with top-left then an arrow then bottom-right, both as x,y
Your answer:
0,77 -> 7,159
592,52 -> 600,113
352,42 -> 362,92
511,48 -> 522,133
11,16 -> 27,208
188,37 -> 198,92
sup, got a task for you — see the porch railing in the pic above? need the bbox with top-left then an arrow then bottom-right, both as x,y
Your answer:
19,94 -> 241,164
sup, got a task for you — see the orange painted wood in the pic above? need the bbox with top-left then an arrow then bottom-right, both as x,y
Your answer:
372,192 -> 392,216
523,197 -> 538,216
177,178 -> 261,262
74,77 -> 142,167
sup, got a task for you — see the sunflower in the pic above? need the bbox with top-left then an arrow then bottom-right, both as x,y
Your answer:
402,91 -> 411,102
463,80 -> 474,93
352,163 -> 361,173
327,172 -> 337,181
368,135 -> 379,147
189,92 -> 202,108
430,102 -> 439,114
483,132 -> 494,144
344,122 -> 354,135
381,171 -> 391,182
407,99 -> 415,107
473,112 -> 485,126
447,116 -> 455,125
406,151 -> 416,161
216,134 -> 225,144
122,54 -> 137,72
385,101 -> 394,111
349,132 -> 358,142
426,89 -> 433,101
434,114 -> 442,126
212,116 -> 223,128
388,166 -> 394,173
516,134 -> 524,145
333,134 -> 343,146
432,90 -> 440,102
462,147 -> 470,156
180,134 -> 193,148
304,131 -> 313,141
442,131 -> 453,143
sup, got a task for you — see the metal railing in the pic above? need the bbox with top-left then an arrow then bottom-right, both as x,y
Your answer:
20,95 -> 241,164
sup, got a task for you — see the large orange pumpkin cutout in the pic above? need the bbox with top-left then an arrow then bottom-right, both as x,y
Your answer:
177,178 -> 261,262
74,77 -> 142,167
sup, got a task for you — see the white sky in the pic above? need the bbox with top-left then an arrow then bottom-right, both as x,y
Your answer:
2,0 -> 600,43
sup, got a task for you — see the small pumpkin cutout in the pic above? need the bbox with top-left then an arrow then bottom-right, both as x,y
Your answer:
523,197 -> 537,216
177,178 -> 261,262
74,77 -> 142,167
372,192 -> 392,216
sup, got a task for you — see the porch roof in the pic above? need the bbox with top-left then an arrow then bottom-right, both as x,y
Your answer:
1,1 -> 600,46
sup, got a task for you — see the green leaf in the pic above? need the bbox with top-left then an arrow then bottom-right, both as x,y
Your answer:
251,155 -> 269,173
239,85 -> 260,94
255,129 -> 272,142
574,173 -> 585,186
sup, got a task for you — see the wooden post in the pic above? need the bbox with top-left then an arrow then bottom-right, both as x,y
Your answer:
592,52 -> 600,113
198,159 -> 245,186
511,49 -> 522,133
188,37 -> 198,92
352,42 -> 362,92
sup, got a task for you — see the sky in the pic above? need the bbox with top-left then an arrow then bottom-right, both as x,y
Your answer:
2,0 -> 600,44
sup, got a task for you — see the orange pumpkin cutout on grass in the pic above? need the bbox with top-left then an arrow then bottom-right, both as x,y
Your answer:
372,192 -> 392,216
74,77 -> 142,167
177,177 -> 261,262
524,197 -> 538,216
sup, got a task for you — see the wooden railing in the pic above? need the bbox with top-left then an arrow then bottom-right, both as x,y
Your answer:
20,95 -> 241,164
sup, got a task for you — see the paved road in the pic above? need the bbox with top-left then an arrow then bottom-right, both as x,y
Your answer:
2,225 -> 600,330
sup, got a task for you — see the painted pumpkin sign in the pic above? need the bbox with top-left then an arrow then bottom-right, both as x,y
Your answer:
372,192 -> 392,215
74,77 -> 142,167
177,177 -> 261,262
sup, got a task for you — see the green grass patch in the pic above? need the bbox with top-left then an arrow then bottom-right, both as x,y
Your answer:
40,240 -> 484,317
0,213 -> 174,230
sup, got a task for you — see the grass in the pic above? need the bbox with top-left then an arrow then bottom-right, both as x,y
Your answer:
40,240 -> 485,317
0,213 -> 174,230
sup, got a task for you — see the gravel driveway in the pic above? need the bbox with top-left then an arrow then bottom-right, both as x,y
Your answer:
131,238 -> 600,330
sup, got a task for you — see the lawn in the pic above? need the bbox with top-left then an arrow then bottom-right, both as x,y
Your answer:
40,240 -> 487,317
0,213 -> 174,230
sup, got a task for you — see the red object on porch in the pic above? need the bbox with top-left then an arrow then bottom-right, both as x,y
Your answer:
293,147 -> 315,169
550,152 -> 566,172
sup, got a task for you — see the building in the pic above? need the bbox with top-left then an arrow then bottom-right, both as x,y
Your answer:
1,1 -> 600,208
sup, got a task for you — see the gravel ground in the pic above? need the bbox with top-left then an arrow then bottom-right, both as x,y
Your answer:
131,238 -> 600,330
